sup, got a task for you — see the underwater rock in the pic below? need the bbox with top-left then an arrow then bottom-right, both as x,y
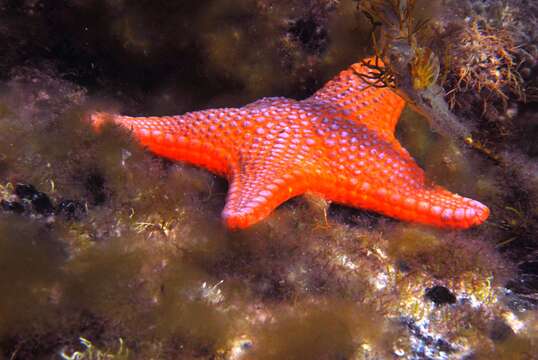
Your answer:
425,285 -> 457,305
14,183 -> 39,200
14,183 -> 54,215
0,200 -> 24,214
31,191 -> 54,215
57,199 -> 86,221
288,17 -> 329,54
84,172 -> 106,206
488,318 -> 515,342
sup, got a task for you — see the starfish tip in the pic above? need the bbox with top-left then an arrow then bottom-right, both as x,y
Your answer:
88,112 -> 113,132
222,212 -> 249,230
472,200 -> 490,226
459,199 -> 490,228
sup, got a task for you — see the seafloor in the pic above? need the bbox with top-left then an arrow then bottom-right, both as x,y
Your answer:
0,0 -> 537,359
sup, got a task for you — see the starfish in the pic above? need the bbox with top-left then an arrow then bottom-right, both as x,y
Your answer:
90,58 -> 489,229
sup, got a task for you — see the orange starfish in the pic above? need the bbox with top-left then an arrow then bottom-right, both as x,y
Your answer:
90,58 -> 489,229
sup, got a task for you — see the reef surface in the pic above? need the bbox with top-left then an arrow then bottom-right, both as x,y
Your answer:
0,1 -> 537,359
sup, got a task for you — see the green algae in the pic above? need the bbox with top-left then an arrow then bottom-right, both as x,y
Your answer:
0,215 -> 65,337
250,300 -> 395,360
397,107 -> 489,196
62,235 -> 147,325
0,84 -> 529,360
475,334 -> 535,360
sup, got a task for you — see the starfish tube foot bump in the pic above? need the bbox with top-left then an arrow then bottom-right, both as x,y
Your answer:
89,58 -> 489,229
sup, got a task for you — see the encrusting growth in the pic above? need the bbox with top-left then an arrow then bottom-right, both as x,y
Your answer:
90,58 -> 489,229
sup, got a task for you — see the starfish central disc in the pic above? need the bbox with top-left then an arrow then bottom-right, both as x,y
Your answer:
90,58 -> 489,229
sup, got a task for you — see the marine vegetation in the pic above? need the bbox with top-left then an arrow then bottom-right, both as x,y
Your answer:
0,0 -> 536,359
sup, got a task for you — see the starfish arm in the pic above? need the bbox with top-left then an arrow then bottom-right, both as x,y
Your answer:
302,119 -> 489,229
222,157 -> 312,229
338,180 -> 489,229
90,110 -> 242,175
316,147 -> 489,229
305,58 -> 405,142
412,186 -> 489,228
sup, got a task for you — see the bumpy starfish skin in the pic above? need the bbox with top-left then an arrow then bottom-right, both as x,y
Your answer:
90,59 -> 489,229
